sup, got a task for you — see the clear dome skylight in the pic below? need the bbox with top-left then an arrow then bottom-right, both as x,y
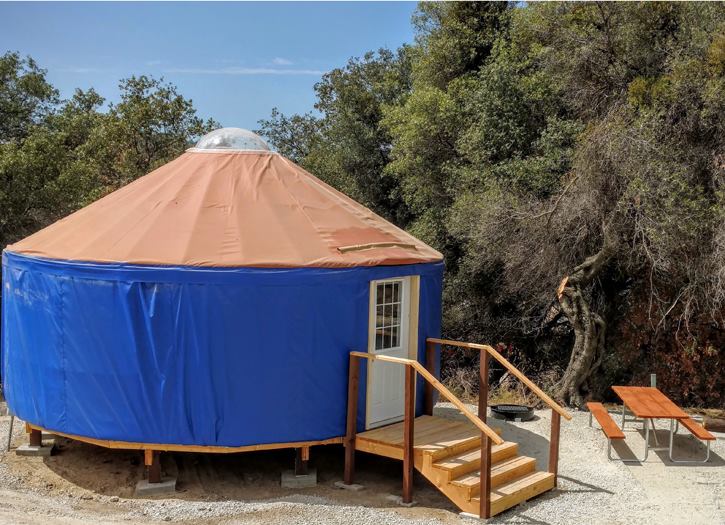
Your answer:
191,128 -> 271,152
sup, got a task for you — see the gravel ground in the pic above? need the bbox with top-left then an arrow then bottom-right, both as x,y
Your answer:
0,403 -> 722,525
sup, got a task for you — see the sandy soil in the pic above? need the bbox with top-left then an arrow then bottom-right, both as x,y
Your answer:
0,404 -> 722,525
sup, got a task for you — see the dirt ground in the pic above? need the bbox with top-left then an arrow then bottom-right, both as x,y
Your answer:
0,404 -> 723,525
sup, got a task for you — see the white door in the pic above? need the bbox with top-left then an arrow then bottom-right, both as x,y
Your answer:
367,277 -> 412,428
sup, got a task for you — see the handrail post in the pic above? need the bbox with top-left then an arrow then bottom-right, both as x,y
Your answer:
479,348 -> 491,518
425,338 -> 572,422
424,340 -> 436,415
548,409 -> 561,485
403,364 -> 415,504
479,349 -> 489,423
344,354 -> 360,485
480,435 -> 492,519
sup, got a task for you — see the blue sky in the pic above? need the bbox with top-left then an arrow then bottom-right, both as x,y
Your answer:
0,2 -> 417,128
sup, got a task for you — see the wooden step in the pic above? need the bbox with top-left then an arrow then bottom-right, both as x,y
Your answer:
355,415 -> 483,461
426,433 -> 481,460
472,471 -> 556,516
451,455 -> 537,499
432,441 -> 518,479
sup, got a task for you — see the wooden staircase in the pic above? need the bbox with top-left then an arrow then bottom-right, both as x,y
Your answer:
355,415 -> 556,517
344,338 -> 571,518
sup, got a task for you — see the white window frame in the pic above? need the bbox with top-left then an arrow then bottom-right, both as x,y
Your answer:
369,278 -> 410,354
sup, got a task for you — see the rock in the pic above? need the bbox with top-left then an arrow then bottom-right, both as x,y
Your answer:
280,469 -> 317,489
15,444 -> 54,457
333,481 -> 365,491
385,494 -> 417,507
135,477 -> 177,497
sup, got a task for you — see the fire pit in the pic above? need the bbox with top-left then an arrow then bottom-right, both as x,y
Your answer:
490,404 -> 535,422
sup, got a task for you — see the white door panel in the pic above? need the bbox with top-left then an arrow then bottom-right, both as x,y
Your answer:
367,277 -> 412,428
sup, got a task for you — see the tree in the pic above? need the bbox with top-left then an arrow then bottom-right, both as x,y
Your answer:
0,52 -> 58,143
259,2 -> 725,407
257,108 -> 322,164
0,73 -> 217,249
92,76 -> 217,189
383,3 -> 513,253
259,49 -> 413,224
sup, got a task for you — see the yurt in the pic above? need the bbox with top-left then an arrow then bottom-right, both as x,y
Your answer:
2,128 -> 444,452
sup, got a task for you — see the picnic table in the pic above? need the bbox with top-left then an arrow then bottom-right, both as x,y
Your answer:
611,386 -> 713,462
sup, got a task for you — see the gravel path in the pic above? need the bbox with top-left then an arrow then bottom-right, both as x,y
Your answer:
0,404 -> 722,525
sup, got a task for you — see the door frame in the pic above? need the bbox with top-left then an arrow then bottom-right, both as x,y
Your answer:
365,275 -> 420,430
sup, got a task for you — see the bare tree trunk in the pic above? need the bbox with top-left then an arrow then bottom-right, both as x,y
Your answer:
555,236 -> 617,407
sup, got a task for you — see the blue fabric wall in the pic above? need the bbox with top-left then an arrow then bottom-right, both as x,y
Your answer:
1,251 -> 443,447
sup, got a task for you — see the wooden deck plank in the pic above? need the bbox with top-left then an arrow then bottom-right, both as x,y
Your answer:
586,402 -> 625,439
433,442 -> 518,478
612,386 -> 689,419
680,418 -> 716,440
357,416 -> 479,449
487,471 -> 555,516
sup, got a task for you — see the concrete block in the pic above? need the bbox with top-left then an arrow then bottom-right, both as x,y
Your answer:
281,468 -> 317,489
459,511 -> 484,520
386,494 -> 417,507
333,481 -> 365,491
16,444 -> 54,457
134,477 -> 176,497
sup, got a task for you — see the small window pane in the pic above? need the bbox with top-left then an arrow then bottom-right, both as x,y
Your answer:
385,329 -> 392,349
375,328 -> 385,350
392,304 -> 399,324
386,283 -> 394,303
392,282 -> 400,302
376,305 -> 384,328
376,283 -> 384,303
391,326 -> 399,348
384,305 -> 392,326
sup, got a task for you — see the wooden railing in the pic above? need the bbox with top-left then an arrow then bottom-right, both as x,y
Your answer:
426,338 -> 572,517
343,350 -> 503,509
343,339 -> 572,519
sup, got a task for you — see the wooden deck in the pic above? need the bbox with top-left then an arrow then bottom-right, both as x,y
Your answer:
355,415 -> 555,517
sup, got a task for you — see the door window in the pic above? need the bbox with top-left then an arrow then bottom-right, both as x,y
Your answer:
374,279 -> 403,351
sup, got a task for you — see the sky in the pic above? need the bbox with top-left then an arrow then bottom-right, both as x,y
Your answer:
0,2 -> 417,129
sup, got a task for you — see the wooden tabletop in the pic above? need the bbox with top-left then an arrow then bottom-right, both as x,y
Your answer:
611,386 -> 690,419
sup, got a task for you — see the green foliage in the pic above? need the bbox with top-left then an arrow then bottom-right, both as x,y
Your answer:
259,49 -> 413,224
0,69 -> 216,248
0,52 -> 58,143
260,2 -> 725,405
411,2 -> 511,88
257,108 -> 322,164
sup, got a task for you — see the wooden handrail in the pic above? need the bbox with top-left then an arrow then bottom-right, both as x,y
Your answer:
349,351 -> 504,445
426,338 -> 572,421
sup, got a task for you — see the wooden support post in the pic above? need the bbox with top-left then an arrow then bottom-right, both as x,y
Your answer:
479,349 -> 489,423
295,446 -> 310,476
479,347 -> 491,519
480,434 -> 492,519
403,364 -> 415,504
548,410 -> 561,484
29,428 -> 42,447
145,449 -> 161,484
424,340 -> 436,416
343,355 -> 360,485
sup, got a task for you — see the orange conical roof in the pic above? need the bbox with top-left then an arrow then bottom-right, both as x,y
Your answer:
7,129 -> 442,268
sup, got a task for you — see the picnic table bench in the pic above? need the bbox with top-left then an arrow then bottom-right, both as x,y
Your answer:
587,387 -> 714,463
